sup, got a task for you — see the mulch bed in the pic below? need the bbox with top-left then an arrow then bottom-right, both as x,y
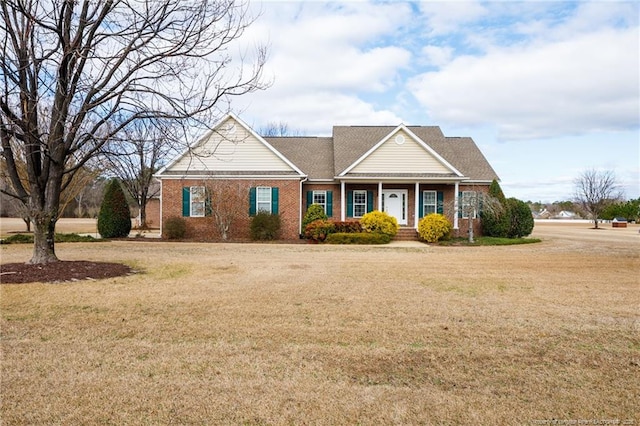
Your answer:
0,261 -> 133,284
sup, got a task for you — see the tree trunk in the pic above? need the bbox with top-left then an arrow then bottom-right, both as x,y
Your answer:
30,214 -> 59,264
593,217 -> 599,229
468,217 -> 475,243
139,202 -> 147,229
23,217 -> 31,232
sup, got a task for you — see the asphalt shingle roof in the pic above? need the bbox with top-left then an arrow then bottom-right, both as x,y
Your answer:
265,125 -> 499,182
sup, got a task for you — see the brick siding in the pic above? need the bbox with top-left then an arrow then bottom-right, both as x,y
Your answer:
161,178 -> 301,241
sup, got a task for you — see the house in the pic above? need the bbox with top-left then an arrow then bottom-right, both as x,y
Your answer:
555,210 -> 578,219
155,113 -> 500,240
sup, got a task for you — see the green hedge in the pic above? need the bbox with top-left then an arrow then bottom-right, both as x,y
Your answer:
0,233 -> 101,244
325,232 -> 391,245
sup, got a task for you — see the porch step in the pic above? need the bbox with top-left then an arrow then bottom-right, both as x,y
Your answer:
393,227 -> 419,241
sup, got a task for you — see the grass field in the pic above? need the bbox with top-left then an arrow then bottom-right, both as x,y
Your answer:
1,221 -> 639,424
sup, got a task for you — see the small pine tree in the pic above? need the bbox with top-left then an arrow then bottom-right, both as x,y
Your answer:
97,179 -> 132,238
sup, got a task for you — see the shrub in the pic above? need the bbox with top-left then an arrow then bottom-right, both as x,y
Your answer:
303,219 -> 335,242
418,214 -> 453,243
506,198 -> 534,238
332,220 -> 362,233
1,233 -> 101,245
97,179 -> 132,238
164,216 -> 187,239
302,204 -> 328,231
360,210 -> 399,237
250,212 -> 281,241
325,232 -> 391,245
481,179 -> 510,237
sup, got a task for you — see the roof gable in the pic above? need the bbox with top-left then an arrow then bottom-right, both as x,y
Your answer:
341,125 -> 463,177
157,114 -> 304,176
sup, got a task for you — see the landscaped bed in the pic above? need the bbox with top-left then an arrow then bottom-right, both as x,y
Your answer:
1,222 -> 638,424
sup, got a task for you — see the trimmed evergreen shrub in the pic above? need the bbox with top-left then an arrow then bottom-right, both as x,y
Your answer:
303,219 -> 335,242
506,198 -> 534,238
481,179 -> 510,237
97,179 -> 132,238
418,213 -> 453,243
325,232 -> 391,244
0,233 -> 101,244
302,204 -> 328,232
360,210 -> 399,237
250,212 -> 281,241
164,216 -> 187,239
332,220 -> 362,233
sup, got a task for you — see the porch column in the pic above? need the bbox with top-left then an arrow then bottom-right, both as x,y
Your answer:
341,180 -> 346,221
453,181 -> 459,229
414,182 -> 420,229
378,181 -> 383,211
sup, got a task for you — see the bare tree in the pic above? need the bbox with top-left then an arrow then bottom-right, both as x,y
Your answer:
260,121 -> 304,137
102,120 -> 176,228
574,169 -> 622,229
205,180 -> 247,240
1,0 -> 267,263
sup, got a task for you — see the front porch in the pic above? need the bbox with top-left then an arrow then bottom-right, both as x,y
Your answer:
339,180 -> 464,230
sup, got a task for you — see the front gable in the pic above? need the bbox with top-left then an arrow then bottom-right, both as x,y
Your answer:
157,114 -> 304,176
340,126 -> 463,177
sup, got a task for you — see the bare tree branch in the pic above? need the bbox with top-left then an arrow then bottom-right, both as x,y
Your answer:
0,0 -> 268,263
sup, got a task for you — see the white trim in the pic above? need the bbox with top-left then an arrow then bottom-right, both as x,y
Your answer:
340,181 -> 346,221
338,124 -> 464,177
454,181 -> 459,229
414,182 -> 420,229
382,189 -> 408,226
422,190 -> 437,216
155,113 -> 306,178
378,182 -> 383,211
352,190 -> 368,218
337,175 -> 467,182
157,175 -> 302,180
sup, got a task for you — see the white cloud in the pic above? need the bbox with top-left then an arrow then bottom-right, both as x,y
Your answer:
234,1 -> 413,132
418,1 -> 487,36
409,26 -> 639,140
421,45 -> 454,67
243,91 -> 402,135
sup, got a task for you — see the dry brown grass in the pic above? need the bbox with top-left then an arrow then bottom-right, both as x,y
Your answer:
1,222 -> 639,425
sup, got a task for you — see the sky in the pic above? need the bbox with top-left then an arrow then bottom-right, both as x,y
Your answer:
229,0 -> 639,203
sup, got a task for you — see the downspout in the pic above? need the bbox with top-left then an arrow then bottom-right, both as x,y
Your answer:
159,179 -> 163,237
340,180 -> 345,221
414,181 -> 420,229
454,181 -> 459,230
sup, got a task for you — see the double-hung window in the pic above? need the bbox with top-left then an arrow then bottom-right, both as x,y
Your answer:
353,190 -> 367,218
461,191 -> 477,219
249,186 -> 278,215
256,187 -> 272,213
182,186 -> 206,217
423,191 -> 437,215
313,190 -> 327,213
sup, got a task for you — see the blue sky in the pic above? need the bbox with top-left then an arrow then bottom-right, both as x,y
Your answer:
231,0 -> 639,202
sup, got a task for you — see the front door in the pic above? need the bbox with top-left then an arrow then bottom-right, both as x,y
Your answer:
382,190 -> 407,225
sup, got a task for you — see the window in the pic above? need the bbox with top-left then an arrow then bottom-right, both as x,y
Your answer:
182,186 -> 211,217
256,187 -> 272,213
423,191 -> 436,215
353,190 -> 367,218
461,191 -> 477,219
313,190 -> 327,213
249,187 -> 279,216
